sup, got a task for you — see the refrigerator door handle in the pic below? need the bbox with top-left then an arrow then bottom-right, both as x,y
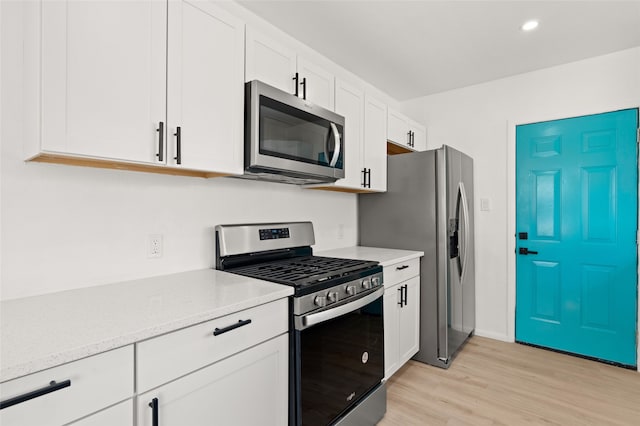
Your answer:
459,181 -> 470,284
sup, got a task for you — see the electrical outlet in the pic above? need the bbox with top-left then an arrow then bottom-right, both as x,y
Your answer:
148,234 -> 163,258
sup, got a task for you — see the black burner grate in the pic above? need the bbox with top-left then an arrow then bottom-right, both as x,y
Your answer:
229,256 -> 378,287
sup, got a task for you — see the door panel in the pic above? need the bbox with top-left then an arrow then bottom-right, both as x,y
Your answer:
167,0 -> 244,174
516,109 -> 638,366
137,335 -> 288,426
245,28 -> 297,94
398,277 -> 420,363
445,147 -> 473,358
41,0 -> 166,163
334,79 -> 364,189
460,152 -> 475,336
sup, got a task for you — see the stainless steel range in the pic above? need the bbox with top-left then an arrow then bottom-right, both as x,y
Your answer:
215,222 -> 386,426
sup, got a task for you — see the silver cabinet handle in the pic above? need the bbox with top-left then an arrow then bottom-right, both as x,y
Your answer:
459,181 -> 470,284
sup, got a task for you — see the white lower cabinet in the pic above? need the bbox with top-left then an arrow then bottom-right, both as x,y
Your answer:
135,297 -> 289,426
0,346 -> 134,426
383,259 -> 421,380
136,334 -> 288,426
383,286 -> 401,378
68,400 -> 133,426
398,277 -> 420,363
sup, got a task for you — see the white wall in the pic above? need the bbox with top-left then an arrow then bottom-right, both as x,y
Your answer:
402,47 -> 640,348
0,2 -> 358,301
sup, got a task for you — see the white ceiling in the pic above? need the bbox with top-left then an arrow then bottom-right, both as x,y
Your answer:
238,1 -> 640,100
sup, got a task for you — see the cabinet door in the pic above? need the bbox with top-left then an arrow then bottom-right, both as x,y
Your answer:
297,57 -> 335,110
68,400 -> 133,426
386,107 -> 410,147
363,95 -> 387,192
41,1 -> 166,163
245,27 -> 297,95
333,79 -> 364,190
166,0 -> 244,174
137,334 -> 288,426
383,285 -> 400,380
409,120 -> 427,152
398,277 -> 421,364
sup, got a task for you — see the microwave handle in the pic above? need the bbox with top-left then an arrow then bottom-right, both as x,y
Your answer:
328,122 -> 341,168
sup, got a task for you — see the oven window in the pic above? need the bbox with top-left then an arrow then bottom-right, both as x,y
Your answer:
259,96 -> 344,170
298,295 -> 383,426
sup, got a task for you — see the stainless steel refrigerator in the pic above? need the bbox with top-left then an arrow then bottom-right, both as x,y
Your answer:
359,145 -> 475,368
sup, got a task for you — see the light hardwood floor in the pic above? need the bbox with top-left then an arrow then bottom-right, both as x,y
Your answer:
379,336 -> 640,425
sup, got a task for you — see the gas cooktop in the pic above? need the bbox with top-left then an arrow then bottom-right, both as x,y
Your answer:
215,222 -> 383,299
227,256 -> 379,288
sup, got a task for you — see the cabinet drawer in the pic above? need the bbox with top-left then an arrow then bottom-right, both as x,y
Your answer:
384,258 -> 420,288
136,298 -> 289,393
0,346 -> 133,426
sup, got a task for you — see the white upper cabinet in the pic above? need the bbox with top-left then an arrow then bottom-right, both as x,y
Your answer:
245,27 -> 297,94
26,0 -> 244,177
387,107 -> 412,148
409,119 -> 427,152
244,27 -> 335,110
363,95 -> 388,192
39,0 -> 166,164
308,83 -> 387,193
333,79 -> 364,189
387,107 -> 427,152
297,57 -> 335,110
166,0 -> 244,174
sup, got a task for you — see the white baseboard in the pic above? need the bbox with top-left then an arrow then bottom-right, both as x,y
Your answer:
474,329 -> 512,342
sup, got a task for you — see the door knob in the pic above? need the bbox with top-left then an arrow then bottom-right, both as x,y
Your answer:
518,247 -> 538,255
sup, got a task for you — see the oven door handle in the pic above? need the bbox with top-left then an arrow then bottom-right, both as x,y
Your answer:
296,287 -> 384,331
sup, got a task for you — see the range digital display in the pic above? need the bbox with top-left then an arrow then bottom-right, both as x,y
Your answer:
259,227 -> 290,240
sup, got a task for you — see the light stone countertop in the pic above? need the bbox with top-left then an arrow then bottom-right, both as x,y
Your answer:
0,269 -> 292,383
317,246 -> 424,267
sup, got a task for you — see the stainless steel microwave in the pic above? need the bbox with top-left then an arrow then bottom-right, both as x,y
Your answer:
241,80 -> 345,185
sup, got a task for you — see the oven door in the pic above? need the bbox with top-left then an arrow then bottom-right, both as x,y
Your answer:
293,287 -> 384,426
246,80 -> 345,180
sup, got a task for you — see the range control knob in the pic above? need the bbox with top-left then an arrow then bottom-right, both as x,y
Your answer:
346,285 -> 357,296
361,279 -> 372,290
372,276 -> 381,287
327,291 -> 339,303
314,295 -> 327,307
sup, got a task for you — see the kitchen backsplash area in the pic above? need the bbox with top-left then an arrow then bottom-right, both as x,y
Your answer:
0,155 -> 357,300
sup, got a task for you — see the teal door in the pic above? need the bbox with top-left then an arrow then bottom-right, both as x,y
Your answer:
516,109 -> 638,366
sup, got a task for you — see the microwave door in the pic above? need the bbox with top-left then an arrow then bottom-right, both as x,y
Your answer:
249,90 -> 345,180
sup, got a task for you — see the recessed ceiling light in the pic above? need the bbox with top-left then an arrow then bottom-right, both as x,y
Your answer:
521,20 -> 539,31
